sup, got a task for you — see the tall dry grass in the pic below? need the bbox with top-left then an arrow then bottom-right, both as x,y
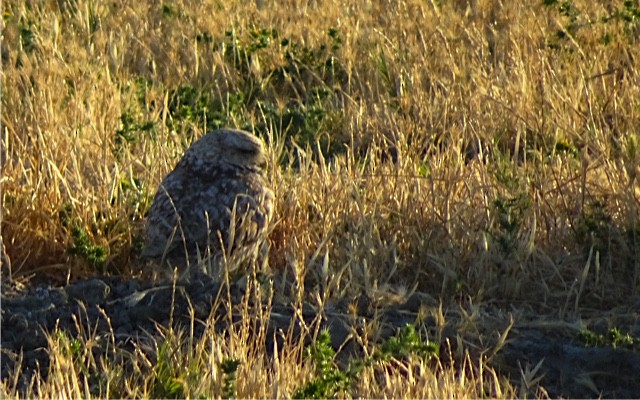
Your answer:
4,0 -> 639,308
2,0 -> 640,397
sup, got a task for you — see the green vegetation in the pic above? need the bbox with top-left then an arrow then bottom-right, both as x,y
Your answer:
295,325 -> 438,399
578,327 -> 638,351
294,331 -> 350,399
220,358 -> 241,399
68,226 -> 108,269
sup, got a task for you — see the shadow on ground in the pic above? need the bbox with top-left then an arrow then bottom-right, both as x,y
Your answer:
2,275 -> 639,398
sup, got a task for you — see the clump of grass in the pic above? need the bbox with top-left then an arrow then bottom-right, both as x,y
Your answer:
150,336 -> 189,399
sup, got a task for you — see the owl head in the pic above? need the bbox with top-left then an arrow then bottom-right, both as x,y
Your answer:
183,129 -> 267,171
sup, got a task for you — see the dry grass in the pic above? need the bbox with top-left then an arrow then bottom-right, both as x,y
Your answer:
0,272 -> 519,399
2,0 -> 640,397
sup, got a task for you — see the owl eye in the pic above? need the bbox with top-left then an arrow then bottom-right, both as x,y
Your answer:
237,148 -> 258,156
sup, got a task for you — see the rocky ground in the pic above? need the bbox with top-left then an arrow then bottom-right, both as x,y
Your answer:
2,274 -> 639,398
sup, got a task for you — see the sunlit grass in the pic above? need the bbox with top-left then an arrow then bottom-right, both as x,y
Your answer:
2,0 -> 639,397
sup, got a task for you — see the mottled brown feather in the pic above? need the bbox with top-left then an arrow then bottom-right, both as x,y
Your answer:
142,129 -> 274,268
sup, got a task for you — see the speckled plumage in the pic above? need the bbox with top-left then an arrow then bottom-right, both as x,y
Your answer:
142,129 -> 274,268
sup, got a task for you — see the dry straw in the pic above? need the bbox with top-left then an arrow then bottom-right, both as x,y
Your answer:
2,0 -> 639,397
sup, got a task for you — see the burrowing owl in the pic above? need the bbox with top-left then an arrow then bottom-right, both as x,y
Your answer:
142,129 -> 274,272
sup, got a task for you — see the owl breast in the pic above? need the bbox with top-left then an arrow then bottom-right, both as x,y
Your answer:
142,129 -> 274,270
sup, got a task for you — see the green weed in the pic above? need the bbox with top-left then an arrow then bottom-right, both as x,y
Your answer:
492,194 -> 532,256
68,226 -> 108,269
293,330 -> 350,399
18,19 -> 37,53
575,200 -> 612,253
294,324 -> 439,398
114,111 -> 156,155
578,327 -> 638,351
220,358 -> 241,399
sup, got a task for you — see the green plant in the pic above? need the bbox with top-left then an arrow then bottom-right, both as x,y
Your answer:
165,84 -> 235,136
491,194 -> 532,256
376,324 -> 439,361
220,358 -> 241,399
607,0 -> 640,36
293,330 -> 350,399
217,25 -> 350,160
114,112 -> 156,153
619,0 -> 640,24
575,200 -> 612,254
151,339 -> 187,399
68,226 -> 108,268
294,325 -> 439,398
18,18 -> 37,53
578,327 -> 638,351
53,330 -> 83,359
543,0 -> 581,51
553,140 -> 580,158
